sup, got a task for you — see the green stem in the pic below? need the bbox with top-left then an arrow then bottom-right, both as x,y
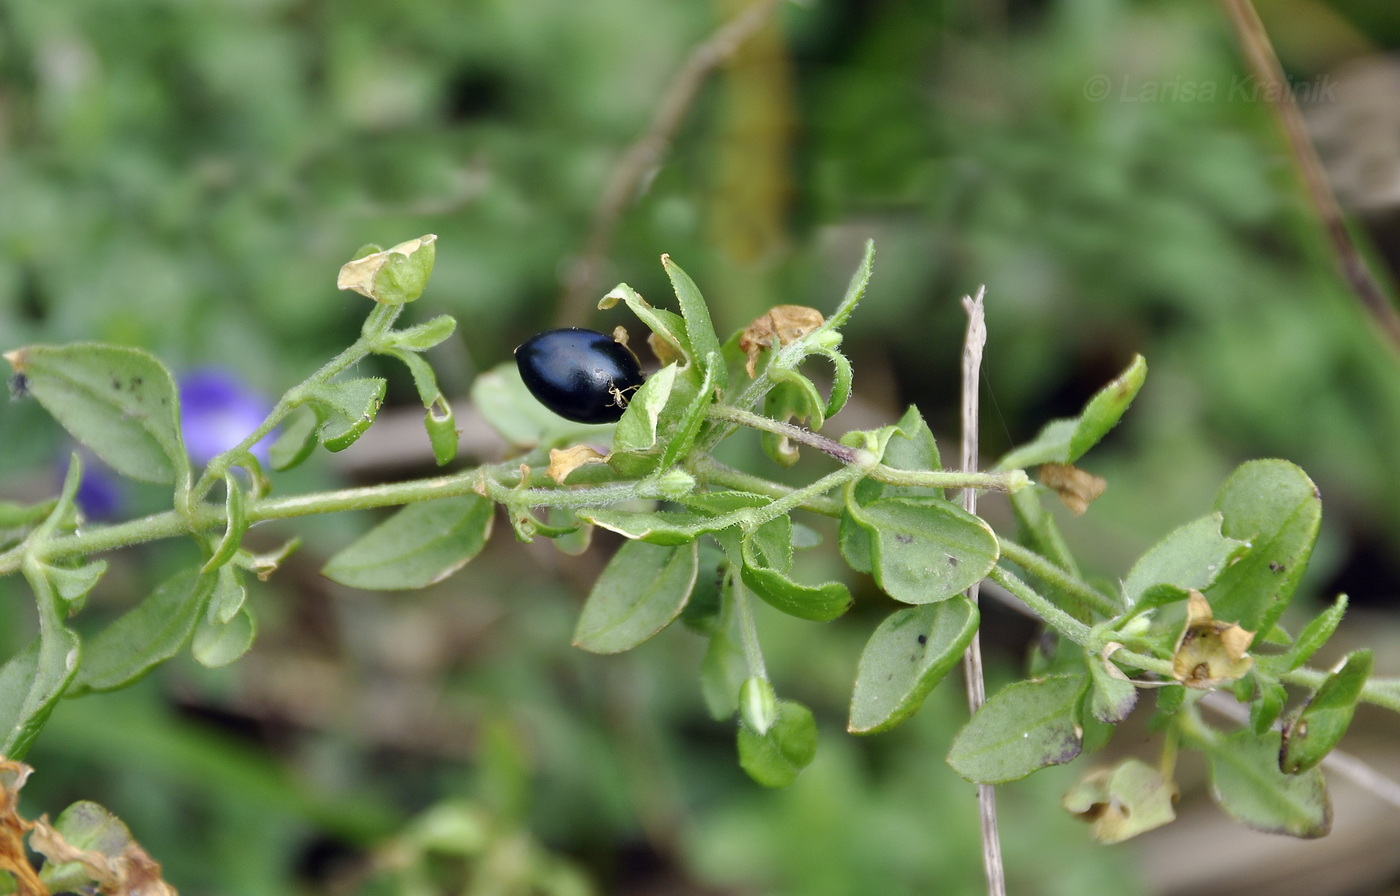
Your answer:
986,563 -> 1177,681
191,303 -> 406,500
998,539 -> 1121,618
706,405 -> 1029,493
731,569 -> 767,681
690,457 -> 843,517
987,565 -> 1093,645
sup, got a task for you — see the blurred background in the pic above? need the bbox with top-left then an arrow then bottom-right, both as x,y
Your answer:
3,0 -> 1400,893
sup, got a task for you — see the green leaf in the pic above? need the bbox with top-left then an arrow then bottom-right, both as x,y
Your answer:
1280,594 -> 1348,673
1205,460 -> 1322,633
573,540 -> 698,653
737,699 -> 817,788
306,377 -> 387,452
206,563 -> 247,625
1121,512 -> 1247,608
1280,649 -> 1372,774
1087,652 -> 1139,724
192,607 -> 256,668
700,623 -> 747,721
994,355 -> 1146,470
838,509 -> 874,575
70,568 -> 213,695
43,560 -> 107,608
6,343 -> 188,484
662,255 -> 726,392
425,398 -> 458,466
268,407 -> 319,471
391,347 -> 442,408
848,599 -> 979,734
392,314 -> 457,351
947,674 -> 1086,784
578,508 -> 699,545
739,532 -> 852,622
847,497 -> 999,604
609,363 -> 698,477
658,358 -> 715,469
1250,677 -> 1289,735
1,564 -> 82,759
1063,759 -> 1177,843
323,495 -> 494,590
580,490 -> 764,546
1205,729 -> 1331,838
1009,486 -> 1079,576
201,472 -> 248,573
826,239 -> 874,330
599,283 -> 692,365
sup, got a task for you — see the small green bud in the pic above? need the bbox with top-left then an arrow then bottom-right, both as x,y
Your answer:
739,676 -> 778,735
649,469 -> 697,500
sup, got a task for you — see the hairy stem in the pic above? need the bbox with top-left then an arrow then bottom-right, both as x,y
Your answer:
998,539 -> 1121,618
707,405 -> 1029,493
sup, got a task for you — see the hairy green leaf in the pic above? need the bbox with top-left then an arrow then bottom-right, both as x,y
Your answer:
323,495 -> 494,590
1206,460 -> 1321,633
6,343 -> 188,484
1280,650 -> 1372,774
662,255 -> 727,392
737,699 -> 817,788
268,407 -> 319,471
994,355 -> 1145,470
573,540 -> 698,653
1205,729 -> 1331,838
71,569 -> 213,695
1121,512 -> 1247,608
392,314 -> 457,352
947,674 -> 1086,784
847,497 -> 999,604
306,377 -> 386,452
740,531 -> 852,622
849,599 -> 979,734
192,607 -> 257,668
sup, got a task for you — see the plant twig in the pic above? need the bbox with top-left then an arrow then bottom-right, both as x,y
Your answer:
1219,0 -> 1400,351
959,286 -> 1006,896
557,0 -> 789,323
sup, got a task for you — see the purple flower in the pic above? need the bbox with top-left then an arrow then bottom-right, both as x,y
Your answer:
178,368 -> 274,466
73,458 -> 125,521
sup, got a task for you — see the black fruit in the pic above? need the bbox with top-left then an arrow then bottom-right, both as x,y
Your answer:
515,328 -> 646,424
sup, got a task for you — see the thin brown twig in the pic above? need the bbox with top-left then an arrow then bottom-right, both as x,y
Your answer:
960,286 -> 1006,896
557,0 -> 788,325
1219,0 -> 1400,351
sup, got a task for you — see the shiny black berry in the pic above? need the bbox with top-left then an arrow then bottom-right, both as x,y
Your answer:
514,328 -> 646,424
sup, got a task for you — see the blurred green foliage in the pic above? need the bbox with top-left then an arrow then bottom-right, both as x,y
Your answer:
2,0 -> 1399,892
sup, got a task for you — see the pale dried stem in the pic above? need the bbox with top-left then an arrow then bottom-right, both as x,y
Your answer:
1219,0 -> 1400,350
558,0 -> 788,323
960,286 -> 1006,896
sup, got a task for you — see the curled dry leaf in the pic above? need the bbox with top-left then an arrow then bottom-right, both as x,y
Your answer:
1038,462 -> 1106,515
739,305 -> 825,377
1063,758 -> 1178,843
30,807 -> 177,896
1172,590 -> 1255,689
336,234 -> 437,301
0,760 -> 44,895
547,445 -> 608,484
